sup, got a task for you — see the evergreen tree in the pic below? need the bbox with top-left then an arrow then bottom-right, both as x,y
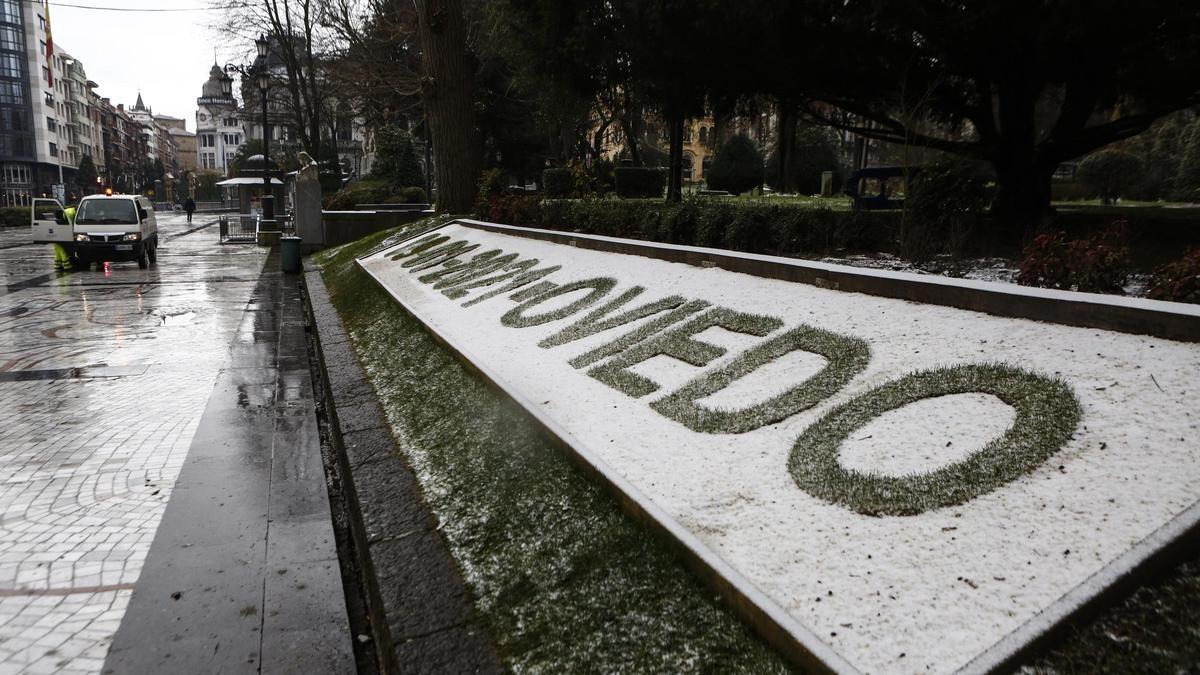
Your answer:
76,155 -> 99,195
1175,119 -> 1200,202
705,134 -> 765,195
368,124 -> 426,188
1077,149 -> 1144,205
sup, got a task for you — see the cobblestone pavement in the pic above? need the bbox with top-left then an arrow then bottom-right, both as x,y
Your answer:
0,216 -> 267,674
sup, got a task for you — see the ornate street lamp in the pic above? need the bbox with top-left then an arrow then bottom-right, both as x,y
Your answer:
225,33 -> 276,223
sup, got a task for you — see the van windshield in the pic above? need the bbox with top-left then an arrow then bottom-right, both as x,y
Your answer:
76,200 -> 138,225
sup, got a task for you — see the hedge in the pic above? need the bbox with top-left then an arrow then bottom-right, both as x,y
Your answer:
478,195 -> 897,255
0,206 -> 26,227
542,168 -> 574,198
324,179 -> 426,210
615,167 -> 667,198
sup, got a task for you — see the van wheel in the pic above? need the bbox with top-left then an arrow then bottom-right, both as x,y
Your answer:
147,239 -> 158,264
137,246 -> 149,269
72,253 -> 90,270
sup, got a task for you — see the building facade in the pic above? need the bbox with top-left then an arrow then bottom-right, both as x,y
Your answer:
195,64 -> 242,175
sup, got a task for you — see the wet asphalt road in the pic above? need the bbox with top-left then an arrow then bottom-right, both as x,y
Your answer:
0,214 -> 268,673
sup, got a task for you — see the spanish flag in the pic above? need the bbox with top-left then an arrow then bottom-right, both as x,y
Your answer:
44,0 -> 53,87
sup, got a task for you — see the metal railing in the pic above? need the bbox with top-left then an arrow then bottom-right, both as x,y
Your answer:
218,215 -> 258,244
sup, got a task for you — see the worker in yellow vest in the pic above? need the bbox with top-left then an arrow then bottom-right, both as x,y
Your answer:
53,204 -> 77,272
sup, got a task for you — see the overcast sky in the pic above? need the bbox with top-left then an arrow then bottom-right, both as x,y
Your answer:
48,0 -> 252,128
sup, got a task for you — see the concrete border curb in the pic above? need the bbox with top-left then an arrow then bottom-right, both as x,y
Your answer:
303,262 -> 503,674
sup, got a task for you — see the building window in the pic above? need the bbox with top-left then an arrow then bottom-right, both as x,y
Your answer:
699,127 -> 707,144
48,142 -> 57,157
0,26 -> 22,51
3,163 -> 29,184
224,117 -> 237,127
0,80 -> 20,103
0,1 -> 21,24
46,116 -> 55,133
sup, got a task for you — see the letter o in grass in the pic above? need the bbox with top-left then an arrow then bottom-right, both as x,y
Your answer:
501,277 -> 617,328
788,363 -> 1081,517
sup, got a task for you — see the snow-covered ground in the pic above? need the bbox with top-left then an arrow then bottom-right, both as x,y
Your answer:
360,222 -> 1199,674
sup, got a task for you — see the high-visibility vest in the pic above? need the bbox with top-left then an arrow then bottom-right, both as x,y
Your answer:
63,206 -> 76,225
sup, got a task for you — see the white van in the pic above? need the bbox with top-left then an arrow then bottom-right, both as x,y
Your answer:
31,194 -> 159,269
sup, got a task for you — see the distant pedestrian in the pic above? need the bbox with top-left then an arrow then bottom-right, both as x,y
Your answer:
184,197 -> 196,223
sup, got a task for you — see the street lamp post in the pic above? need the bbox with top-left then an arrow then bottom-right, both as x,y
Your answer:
225,34 -> 275,223
255,59 -> 273,222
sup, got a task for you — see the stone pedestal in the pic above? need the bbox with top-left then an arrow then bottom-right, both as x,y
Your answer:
257,219 -> 281,247
293,164 -> 323,247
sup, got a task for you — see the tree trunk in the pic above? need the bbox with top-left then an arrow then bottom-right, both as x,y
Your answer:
991,158 -> 1056,241
667,113 -> 684,202
776,99 -> 797,193
622,91 -> 642,166
415,0 -> 480,214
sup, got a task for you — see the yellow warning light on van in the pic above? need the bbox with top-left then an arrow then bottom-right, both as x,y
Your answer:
105,188 -> 113,196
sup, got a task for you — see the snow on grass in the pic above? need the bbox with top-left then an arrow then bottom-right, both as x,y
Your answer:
360,222 -> 1200,674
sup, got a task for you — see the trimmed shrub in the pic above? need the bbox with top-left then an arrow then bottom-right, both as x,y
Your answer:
0,206 -> 26,227
399,186 -> 427,204
1147,249 -> 1200,304
1077,149 -> 1144,205
614,167 -> 667,198
705,134 -> 764,195
323,180 -> 395,210
542,168 -> 574,198
475,195 -> 897,257
1017,223 -> 1131,293
901,158 -> 993,262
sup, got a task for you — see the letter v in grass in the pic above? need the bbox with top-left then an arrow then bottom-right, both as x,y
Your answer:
589,308 -> 783,398
539,287 -> 689,349
568,300 -> 711,369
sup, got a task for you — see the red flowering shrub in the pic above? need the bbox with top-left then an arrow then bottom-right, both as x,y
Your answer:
477,194 -> 541,228
1147,249 -> 1200,304
1017,222 -> 1131,293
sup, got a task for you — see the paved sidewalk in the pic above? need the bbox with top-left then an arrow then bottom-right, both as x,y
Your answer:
0,217 -> 349,674
104,252 -> 352,673
0,216 -> 263,674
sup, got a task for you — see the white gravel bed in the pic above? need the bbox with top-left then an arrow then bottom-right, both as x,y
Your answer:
360,223 -> 1199,674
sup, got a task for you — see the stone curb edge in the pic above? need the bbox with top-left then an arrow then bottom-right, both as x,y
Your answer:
302,261 -> 503,674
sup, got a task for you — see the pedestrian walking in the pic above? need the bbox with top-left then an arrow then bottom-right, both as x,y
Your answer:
53,204 -> 77,273
184,197 -> 196,223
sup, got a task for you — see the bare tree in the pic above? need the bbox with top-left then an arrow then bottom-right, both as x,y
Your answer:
214,0 -> 332,161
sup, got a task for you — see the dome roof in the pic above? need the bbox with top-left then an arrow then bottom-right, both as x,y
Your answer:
237,154 -> 280,177
201,63 -> 234,99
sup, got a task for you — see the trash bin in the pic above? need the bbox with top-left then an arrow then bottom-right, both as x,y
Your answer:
280,236 -> 302,274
